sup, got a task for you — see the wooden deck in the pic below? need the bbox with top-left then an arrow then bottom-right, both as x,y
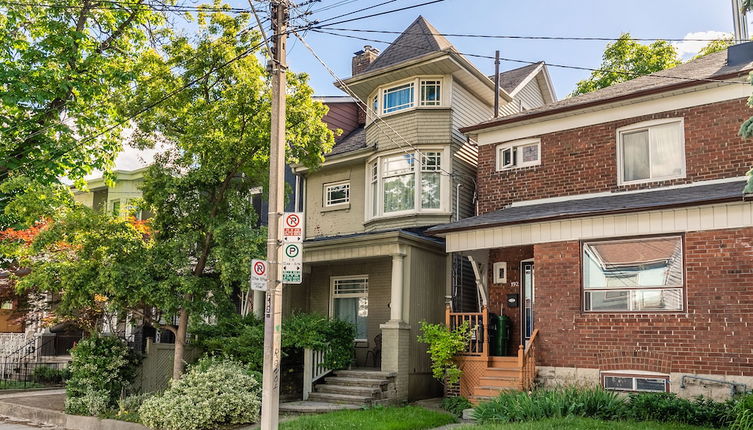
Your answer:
447,306 -> 539,403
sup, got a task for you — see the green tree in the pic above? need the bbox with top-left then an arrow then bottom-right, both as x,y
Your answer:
571,34 -> 681,96
693,37 -> 734,60
123,5 -> 334,378
0,0 -> 168,186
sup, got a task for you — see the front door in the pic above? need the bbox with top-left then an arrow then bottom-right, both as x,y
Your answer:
521,261 -> 535,345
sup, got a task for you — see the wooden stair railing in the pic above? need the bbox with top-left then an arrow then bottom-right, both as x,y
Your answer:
445,304 -> 488,357
517,328 -> 539,391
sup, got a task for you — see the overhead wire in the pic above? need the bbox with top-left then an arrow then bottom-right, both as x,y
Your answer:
308,28 -> 752,87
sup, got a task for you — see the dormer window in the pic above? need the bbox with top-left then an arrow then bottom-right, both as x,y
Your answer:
370,77 -> 445,120
617,118 -> 685,185
383,82 -> 415,114
367,149 -> 447,219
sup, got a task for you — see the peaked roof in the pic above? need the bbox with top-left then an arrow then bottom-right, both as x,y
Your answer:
364,16 -> 454,73
463,49 -> 753,133
491,62 -> 544,93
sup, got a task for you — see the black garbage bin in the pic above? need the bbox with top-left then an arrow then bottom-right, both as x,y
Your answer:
487,313 -> 498,355
495,314 -> 511,356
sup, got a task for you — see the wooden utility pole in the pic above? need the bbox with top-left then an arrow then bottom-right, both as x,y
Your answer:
261,1 -> 287,428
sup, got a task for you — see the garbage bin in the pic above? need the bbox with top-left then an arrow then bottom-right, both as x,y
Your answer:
494,314 -> 511,356
487,313 -> 498,355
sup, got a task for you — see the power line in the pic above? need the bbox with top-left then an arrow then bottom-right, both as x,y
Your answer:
315,26 -> 740,43
301,0 -> 447,28
313,0 -> 400,26
310,29 -> 751,87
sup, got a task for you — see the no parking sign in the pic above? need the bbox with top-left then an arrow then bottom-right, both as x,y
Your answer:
251,259 -> 268,291
282,212 -> 304,283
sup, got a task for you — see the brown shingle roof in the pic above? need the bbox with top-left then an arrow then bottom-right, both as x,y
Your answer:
326,126 -> 367,157
463,49 -> 753,133
364,16 -> 454,73
491,62 -> 543,93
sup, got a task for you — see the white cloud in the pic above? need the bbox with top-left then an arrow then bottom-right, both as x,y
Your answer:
673,31 -> 732,59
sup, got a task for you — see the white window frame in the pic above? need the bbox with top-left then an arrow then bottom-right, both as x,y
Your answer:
496,138 -> 541,171
382,82 -> 415,114
330,275 -> 369,342
582,235 -> 685,313
368,76 -> 446,122
616,118 -> 686,186
324,181 -> 350,207
602,371 -> 670,393
419,79 -> 442,106
366,148 -> 448,220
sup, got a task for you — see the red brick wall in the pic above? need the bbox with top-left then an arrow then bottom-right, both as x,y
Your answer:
488,246 -> 533,355
523,227 -> 753,375
477,98 -> 753,214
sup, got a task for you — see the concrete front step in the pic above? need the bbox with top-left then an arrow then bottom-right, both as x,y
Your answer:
307,392 -> 372,405
333,370 -> 396,380
323,377 -> 388,388
316,384 -> 381,397
470,395 -> 496,404
280,401 -> 362,414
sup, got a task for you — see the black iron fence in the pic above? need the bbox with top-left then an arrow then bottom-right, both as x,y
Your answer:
0,360 -> 68,390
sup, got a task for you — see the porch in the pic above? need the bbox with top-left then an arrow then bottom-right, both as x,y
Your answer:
446,305 -> 538,403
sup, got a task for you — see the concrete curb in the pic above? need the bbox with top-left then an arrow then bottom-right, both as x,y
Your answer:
0,400 -> 149,430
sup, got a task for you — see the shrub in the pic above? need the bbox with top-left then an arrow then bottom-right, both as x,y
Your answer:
625,393 -> 734,428
472,387 -> 624,424
731,394 -> 753,430
65,335 -> 140,415
32,366 -> 70,384
138,358 -> 261,430
442,396 -> 472,417
192,312 -> 355,371
417,321 -> 473,385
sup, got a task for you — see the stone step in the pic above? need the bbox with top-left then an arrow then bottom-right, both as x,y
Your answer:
280,401 -> 362,414
308,392 -> 372,405
469,395 -> 496,405
324,377 -> 389,388
316,384 -> 381,397
334,370 -> 396,380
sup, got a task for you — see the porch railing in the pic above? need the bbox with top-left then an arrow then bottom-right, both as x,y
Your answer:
303,347 -> 333,400
445,305 -> 489,358
518,328 -> 539,391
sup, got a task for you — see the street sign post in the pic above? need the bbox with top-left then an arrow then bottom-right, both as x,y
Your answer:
282,212 -> 303,284
251,259 -> 268,291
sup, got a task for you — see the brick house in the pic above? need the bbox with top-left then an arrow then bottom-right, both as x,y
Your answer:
428,42 -> 753,401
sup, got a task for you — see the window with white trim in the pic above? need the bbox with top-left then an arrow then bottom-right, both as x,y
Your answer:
111,200 -> 121,217
618,119 -> 685,184
331,276 -> 368,341
583,236 -> 684,312
1,301 -> 13,310
420,80 -> 441,106
324,182 -> 350,206
368,150 -> 446,218
496,138 -> 541,170
602,373 -> 669,393
383,82 -> 414,114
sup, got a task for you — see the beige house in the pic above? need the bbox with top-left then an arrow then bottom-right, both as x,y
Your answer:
286,16 -> 555,403
73,167 -> 148,218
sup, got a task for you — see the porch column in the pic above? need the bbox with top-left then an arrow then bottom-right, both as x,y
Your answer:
380,251 -> 410,402
389,252 -> 405,321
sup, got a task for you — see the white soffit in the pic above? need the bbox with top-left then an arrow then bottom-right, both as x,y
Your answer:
445,201 -> 753,253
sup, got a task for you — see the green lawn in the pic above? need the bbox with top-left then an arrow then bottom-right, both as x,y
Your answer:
459,417 -> 714,430
278,406 -> 456,430
0,380 -> 43,390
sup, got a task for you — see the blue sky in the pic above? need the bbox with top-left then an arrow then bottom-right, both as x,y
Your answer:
112,0 -> 748,171
230,0 -> 745,99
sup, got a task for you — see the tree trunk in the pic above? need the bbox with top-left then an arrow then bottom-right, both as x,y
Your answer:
172,307 -> 189,380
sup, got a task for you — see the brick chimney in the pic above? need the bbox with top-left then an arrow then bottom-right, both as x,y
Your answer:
352,45 -> 380,76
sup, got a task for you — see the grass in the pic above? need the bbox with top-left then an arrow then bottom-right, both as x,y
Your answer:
0,380 -> 44,390
278,406 -> 456,430
458,417 -> 714,430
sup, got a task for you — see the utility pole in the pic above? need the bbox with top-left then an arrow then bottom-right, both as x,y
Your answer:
260,1 -> 287,428
732,0 -> 750,43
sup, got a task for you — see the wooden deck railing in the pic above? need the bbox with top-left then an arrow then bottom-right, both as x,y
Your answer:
303,347 -> 332,400
445,305 -> 489,358
518,328 -> 539,391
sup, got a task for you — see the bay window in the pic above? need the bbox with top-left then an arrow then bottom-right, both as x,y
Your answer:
370,77 -> 445,120
383,83 -> 414,114
368,150 -> 446,218
583,236 -> 684,312
618,119 -> 685,184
